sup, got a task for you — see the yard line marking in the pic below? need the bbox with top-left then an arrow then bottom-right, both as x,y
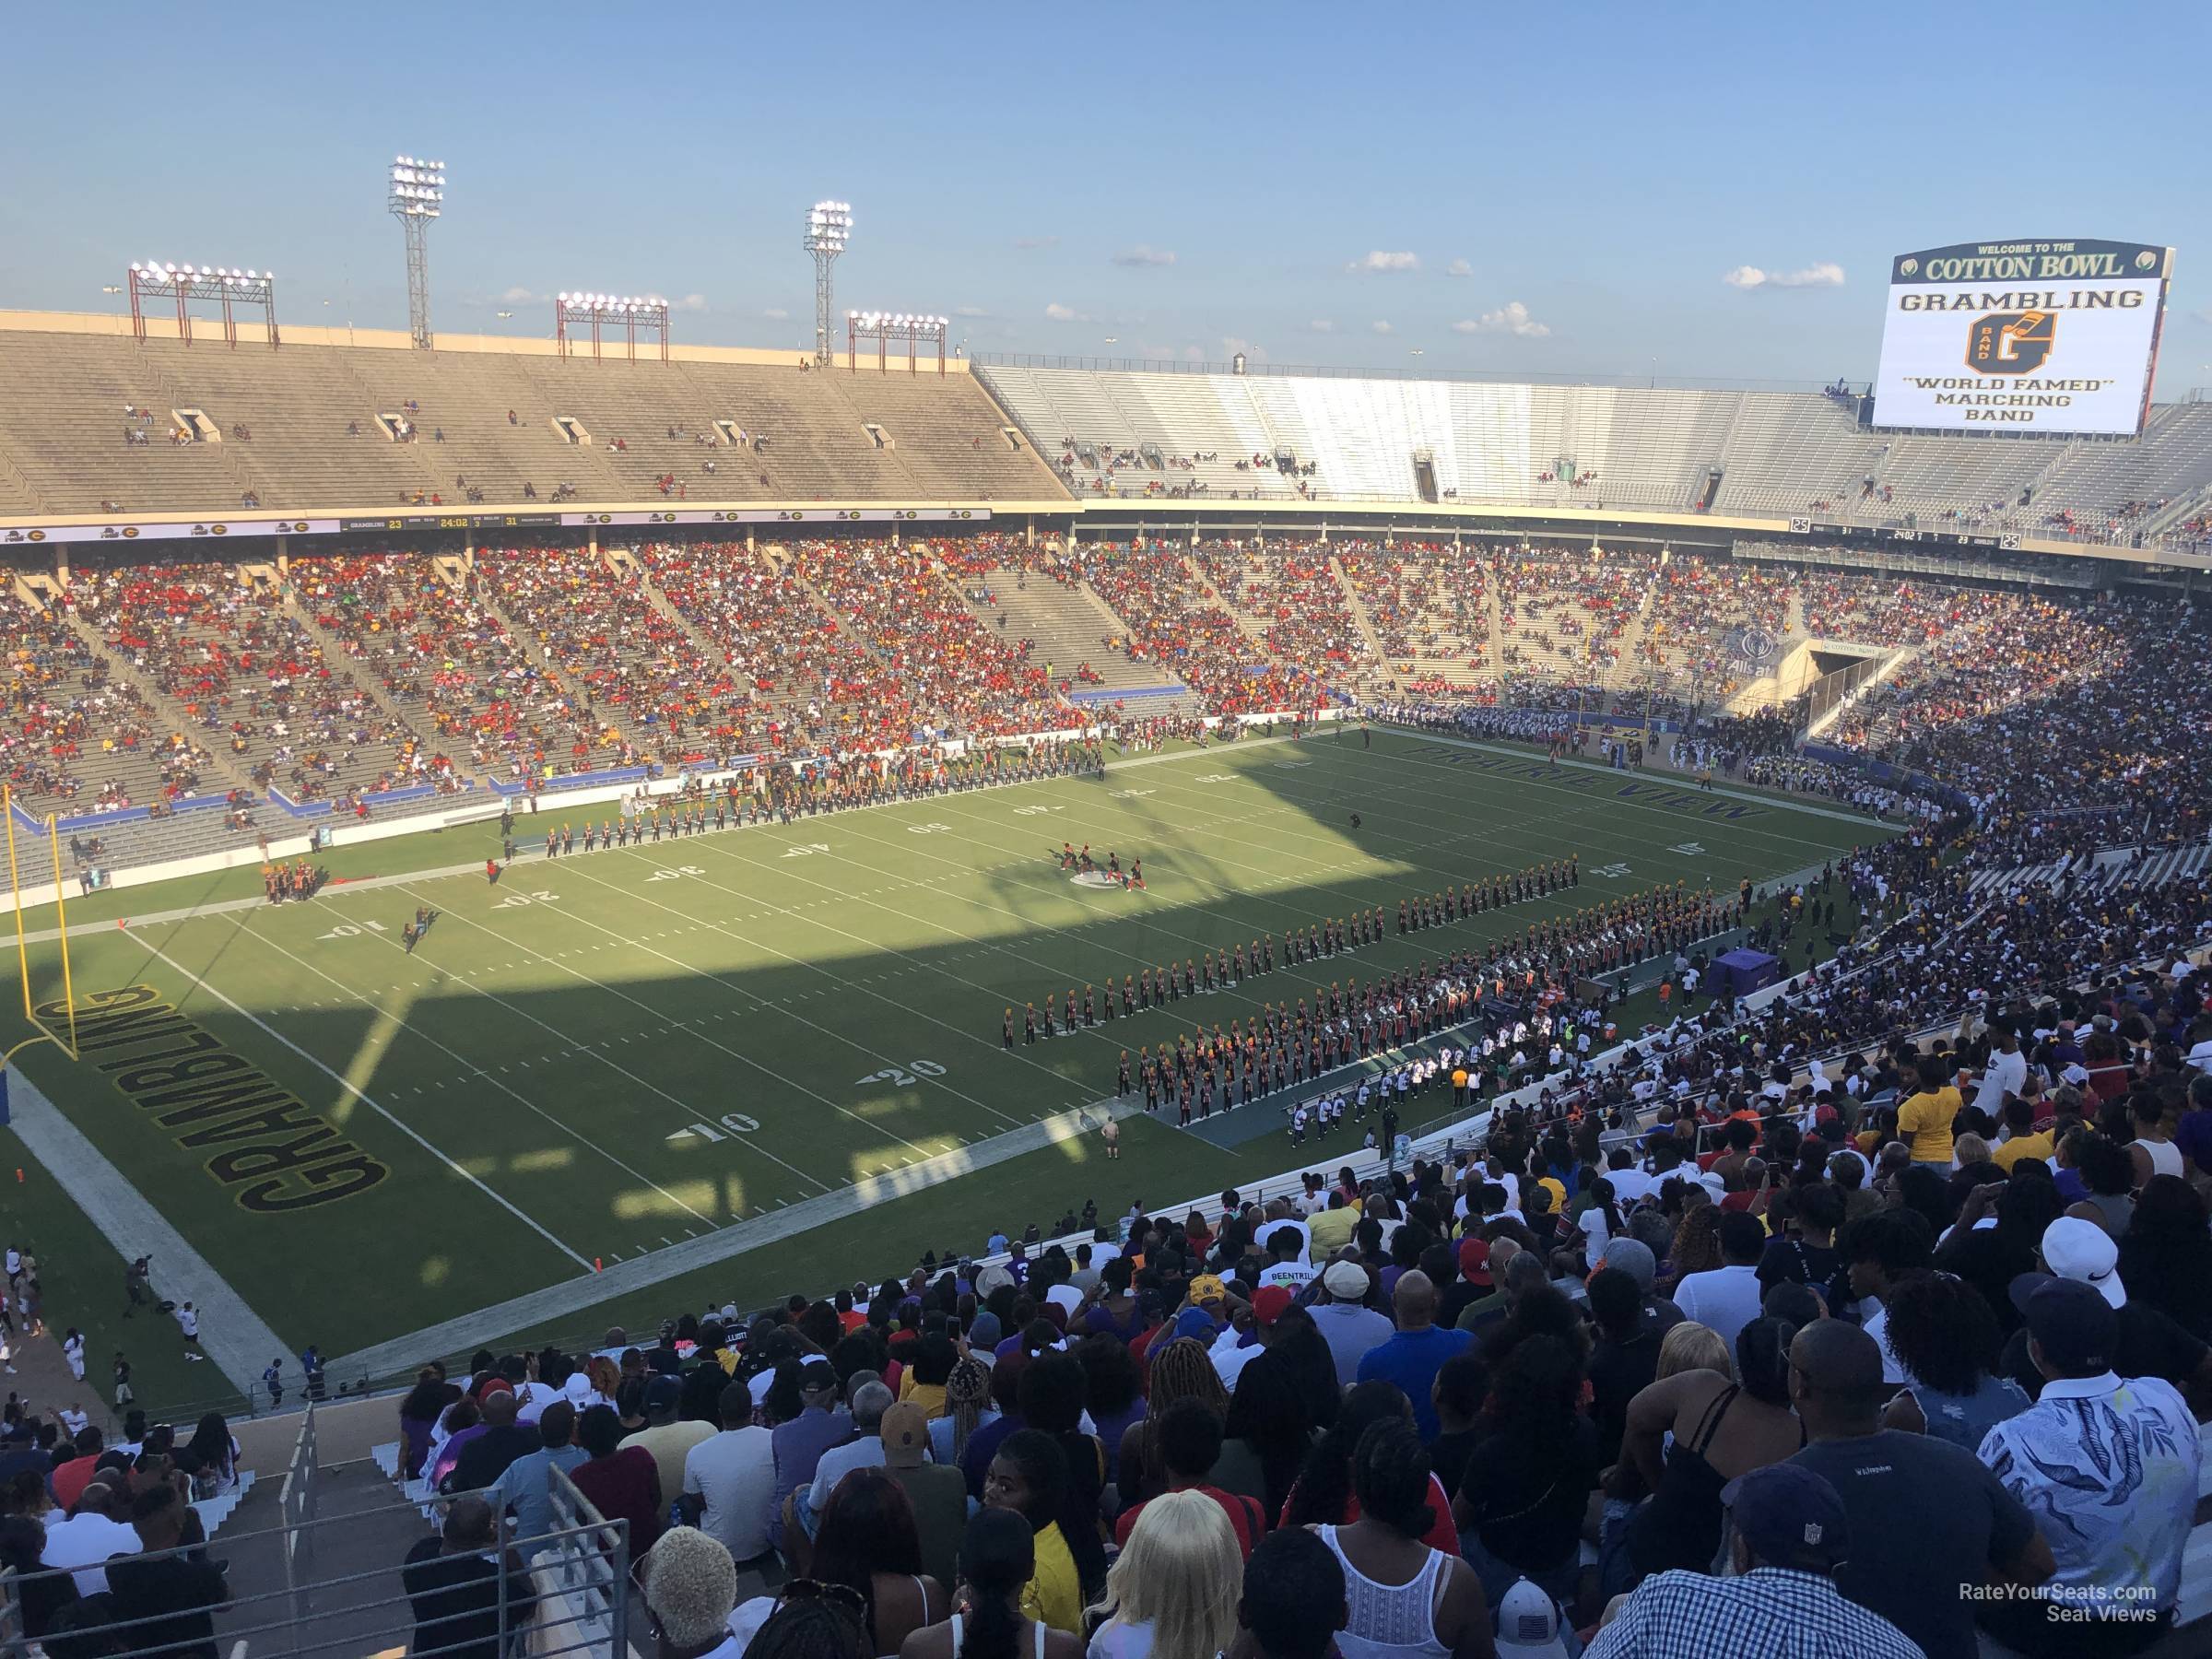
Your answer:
559,856 -> 1049,1128
241,924 -> 723,1230
395,887 -> 857,1188
134,936 -> 594,1272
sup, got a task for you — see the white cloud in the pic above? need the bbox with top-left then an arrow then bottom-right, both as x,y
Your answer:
1222,335 -> 1268,363
499,284 -> 542,304
1453,301 -> 1551,338
1110,244 -> 1176,268
1044,301 -> 1093,323
1013,235 -> 1060,250
953,304 -> 989,318
1370,321 -> 1394,335
761,307 -> 790,321
1446,259 -> 1474,278
1349,251 -> 1419,274
1139,343 -> 1179,362
1307,319 -> 1335,334
1723,261 -> 1846,290
672,294 -> 709,313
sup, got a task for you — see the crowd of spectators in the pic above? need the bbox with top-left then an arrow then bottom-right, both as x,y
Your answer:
77,563 -> 418,805
1195,545 -> 1383,699
357,813 -> 2212,1657
0,589 -> 169,807
794,543 -> 1077,740
294,549 -> 594,788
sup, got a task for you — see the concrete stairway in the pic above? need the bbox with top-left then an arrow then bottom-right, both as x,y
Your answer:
59,608 -> 261,798
1184,553 -> 1276,658
279,592 -> 424,740
625,547 -> 735,665
969,564 -> 1201,711
1327,554 -> 1404,693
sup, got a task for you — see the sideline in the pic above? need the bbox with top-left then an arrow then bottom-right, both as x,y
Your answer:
16,736 -> 1298,948
324,1094 -> 1139,1382
1375,724 -> 1895,830
2,1065 -> 287,1398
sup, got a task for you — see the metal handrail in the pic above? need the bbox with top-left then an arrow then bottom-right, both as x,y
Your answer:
0,1468 -> 627,1659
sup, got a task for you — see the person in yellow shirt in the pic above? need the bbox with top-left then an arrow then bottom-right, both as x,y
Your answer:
1308,1194 -> 1359,1255
984,1430 -> 1101,1634
1896,1057 -> 1963,1170
1989,1097 -> 2056,1173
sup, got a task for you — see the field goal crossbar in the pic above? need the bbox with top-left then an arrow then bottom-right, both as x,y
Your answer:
3,784 -> 79,1067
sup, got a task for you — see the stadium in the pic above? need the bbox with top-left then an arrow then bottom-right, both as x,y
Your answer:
3,28 -> 2212,1658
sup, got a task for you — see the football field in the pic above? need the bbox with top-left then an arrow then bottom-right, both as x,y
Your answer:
4,727 -> 1890,1396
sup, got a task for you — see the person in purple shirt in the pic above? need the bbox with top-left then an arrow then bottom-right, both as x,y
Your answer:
768,1360 -> 852,1524
1353,1272 -> 1473,1441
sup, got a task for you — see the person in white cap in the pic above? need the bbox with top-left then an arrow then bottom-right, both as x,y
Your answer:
1492,1578 -> 1572,1659
1310,1259 -> 1392,1386
1993,1215 -> 2212,1404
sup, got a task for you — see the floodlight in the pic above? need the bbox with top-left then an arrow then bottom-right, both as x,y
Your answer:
389,147 -> 447,347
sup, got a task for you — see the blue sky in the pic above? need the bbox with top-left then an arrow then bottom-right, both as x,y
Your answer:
6,2 -> 2207,394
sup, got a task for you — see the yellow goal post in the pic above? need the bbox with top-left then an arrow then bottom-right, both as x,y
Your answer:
2,783 -> 78,1065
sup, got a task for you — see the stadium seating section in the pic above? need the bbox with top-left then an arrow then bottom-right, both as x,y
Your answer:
0,329 -> 1069,513
6,325 -> 2212,553
976,362 -> 2212,547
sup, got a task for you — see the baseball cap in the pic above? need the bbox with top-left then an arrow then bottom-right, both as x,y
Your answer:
642,1373 -> 683,1413
1250,1286 -> 1293,1328
1172,1307 -> 1217,1342
2020,1277 -> 2121,1374
880,1401 -> 930,1468
797,1359 -> 837,1394
1594,1237 -> 1657,1293
1720,1464 -> 1850,1573
1188,1274 -> 1229,1306
2041,1216 -> 2126,1308
966,1311 -> 1003,1350
1457,1236 -> 1493,1288
1492,1579 -> 1571,1659
1323,1260 -> 1369,1300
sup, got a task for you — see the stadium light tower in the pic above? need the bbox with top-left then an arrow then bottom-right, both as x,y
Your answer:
804,200 -> 852,368
388,154 -> 446,350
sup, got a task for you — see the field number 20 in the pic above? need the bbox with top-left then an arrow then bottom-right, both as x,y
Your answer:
857,1060 -> 947,1088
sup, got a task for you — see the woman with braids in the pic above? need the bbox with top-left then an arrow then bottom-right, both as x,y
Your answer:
1279,1381 -> 1458,1554
1452,1334 -> 1596,1608
897,1508 -> 1082,1659
1877,1273 -> 2030,1452
1086,1490 -> 1242,1659
1218,1346 -> 1315,1518
807,1467 -> 947,1657
983,1429 -> 1105,1635
1114,1337 -> 1226,1507
1658,1203 -> 1722,1293
1313,1419 -> 1495,1659
933,1355 -> 997,1470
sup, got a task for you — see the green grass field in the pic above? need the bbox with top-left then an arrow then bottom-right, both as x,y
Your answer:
3,727 -> 1891,1400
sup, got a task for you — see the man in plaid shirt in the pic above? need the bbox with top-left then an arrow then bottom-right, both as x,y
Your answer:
1585,1463 -> 1921,1658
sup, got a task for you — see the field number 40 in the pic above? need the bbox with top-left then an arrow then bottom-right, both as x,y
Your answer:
858,1060 -> 947,1088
